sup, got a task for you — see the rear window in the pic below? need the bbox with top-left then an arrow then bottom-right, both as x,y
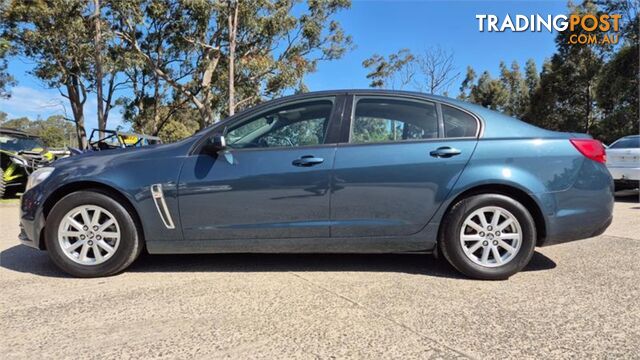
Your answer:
442,105 -> 478,138
609,137 -> 640,149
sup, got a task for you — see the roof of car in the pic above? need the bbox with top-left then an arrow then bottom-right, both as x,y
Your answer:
0,127 -> 39,137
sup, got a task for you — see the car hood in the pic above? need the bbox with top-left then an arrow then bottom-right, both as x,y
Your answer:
52,138 -> 196,170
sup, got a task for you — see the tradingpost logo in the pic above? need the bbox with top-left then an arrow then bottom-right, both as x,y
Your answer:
476,14 -> 622,45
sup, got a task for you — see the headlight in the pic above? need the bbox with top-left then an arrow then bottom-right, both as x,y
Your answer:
26,167 -> 55,191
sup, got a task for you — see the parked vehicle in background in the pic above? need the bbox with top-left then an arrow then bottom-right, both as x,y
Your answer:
18,90 -> 614,279
606,135 -> 640,191
69,129 -> 163,156
0,128 -> 56,198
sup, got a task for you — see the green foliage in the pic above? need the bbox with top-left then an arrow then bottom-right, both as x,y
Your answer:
362,49 -> 415,89
593,44 -> 639,143
469,71 -> 509,111
458,1 -> 638,144
157,119 -> 195,143
113,0 -> 353,129
0,37 -> 15,99
499,61 -> 529,118
0,114 -> 77,148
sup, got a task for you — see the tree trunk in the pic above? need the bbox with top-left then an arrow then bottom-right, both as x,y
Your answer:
227,1 -> 238,116
92,0 -> 105,136
66,79 -> 87,149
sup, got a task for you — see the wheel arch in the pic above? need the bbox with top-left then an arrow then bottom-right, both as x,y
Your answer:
41,181 -> 145,249
438,184 -> 547,246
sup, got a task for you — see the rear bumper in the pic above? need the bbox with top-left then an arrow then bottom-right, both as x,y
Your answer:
537,161 -> 614,247
607,166 -> 640,181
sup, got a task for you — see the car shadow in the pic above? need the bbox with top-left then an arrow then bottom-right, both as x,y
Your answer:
0,245 -> 556,280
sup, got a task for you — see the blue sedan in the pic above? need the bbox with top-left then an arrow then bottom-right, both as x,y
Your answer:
19,90 -> 614,279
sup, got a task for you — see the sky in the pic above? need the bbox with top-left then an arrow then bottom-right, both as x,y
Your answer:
0,0 -> 568,131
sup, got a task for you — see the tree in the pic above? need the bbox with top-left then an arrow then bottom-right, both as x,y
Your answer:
1,115 -> 77,147
413,46 -> 459,95
0,37 -> 15,99
458,66 -> 476,100
363,49 -> 415,89
90,0 -> 127,135
113,0 -> 352,128
364,47 -> 459,95
469,71 -> 509,110
3,0 -> 93,148
498,61 -> 528,118
592,0 -> 639,144
594,44 -> 639,143
527,1 -> 606,134
524,59 -> 539,99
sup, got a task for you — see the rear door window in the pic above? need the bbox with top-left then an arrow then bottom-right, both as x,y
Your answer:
351,98 -> 438,144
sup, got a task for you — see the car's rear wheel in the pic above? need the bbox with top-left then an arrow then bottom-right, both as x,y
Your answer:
45,191 -> 142,277
440,194 -> 536,280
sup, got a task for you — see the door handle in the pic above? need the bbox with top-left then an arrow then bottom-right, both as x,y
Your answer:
292,155 -> 324,167
430,146 -> 462,158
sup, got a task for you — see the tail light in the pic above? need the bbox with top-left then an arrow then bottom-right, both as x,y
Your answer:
570,139 -> 606,163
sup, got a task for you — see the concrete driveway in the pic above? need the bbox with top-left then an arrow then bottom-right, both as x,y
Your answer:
1,192 -> 639,359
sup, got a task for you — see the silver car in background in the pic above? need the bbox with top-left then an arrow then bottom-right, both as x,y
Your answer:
606,135 -> 640,191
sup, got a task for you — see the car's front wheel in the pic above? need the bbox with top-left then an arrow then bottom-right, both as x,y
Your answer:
440,194 -> 536,280
45,190 -> 143,277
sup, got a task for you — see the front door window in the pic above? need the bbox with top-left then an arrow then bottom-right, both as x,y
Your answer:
226,100 -> 334,149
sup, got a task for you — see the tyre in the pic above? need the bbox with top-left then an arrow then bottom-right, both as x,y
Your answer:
440,194 -> 536,280
0,167 -> 5,199
44,190 -> 143,277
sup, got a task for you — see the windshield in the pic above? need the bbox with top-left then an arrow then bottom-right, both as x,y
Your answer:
0,133 -> 45,152
609,137 -> 640,149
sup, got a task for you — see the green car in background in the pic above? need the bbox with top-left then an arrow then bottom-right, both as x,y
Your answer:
0,128 -> 56,198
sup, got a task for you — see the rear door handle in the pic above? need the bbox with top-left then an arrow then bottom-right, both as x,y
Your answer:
430,147 -> 462,158
292,155 -> 324,167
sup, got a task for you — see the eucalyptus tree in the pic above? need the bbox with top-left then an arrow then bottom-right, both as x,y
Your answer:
3,0 -> 126,147
3,0 -> 94,147
0,37 -> 14,99
113,0 -> 352,129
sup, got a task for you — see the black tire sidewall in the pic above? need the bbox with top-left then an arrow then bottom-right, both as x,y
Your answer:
45,191 -> 140,277
441,194 -> 536,280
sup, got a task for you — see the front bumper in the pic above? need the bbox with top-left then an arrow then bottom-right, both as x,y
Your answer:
19,186 -> 47,250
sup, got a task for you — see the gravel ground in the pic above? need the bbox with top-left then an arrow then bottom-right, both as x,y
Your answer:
1,192 -> 638,359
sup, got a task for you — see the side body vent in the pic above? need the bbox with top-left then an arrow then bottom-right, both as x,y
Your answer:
150,184 -> 176,229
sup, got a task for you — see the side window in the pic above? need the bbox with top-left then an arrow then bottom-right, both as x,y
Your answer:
442,105 -> 478,138
351,98 -> 438,144
225,100 -> 333,149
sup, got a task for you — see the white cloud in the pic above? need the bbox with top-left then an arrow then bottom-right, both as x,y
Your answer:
0,85 -> 125,130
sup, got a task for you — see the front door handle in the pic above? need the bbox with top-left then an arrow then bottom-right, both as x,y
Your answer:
430,146 -> 462,158
292,155 -> 324,167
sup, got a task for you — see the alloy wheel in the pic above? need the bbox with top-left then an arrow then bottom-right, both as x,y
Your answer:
57,205 -> 121,266
459,206 -> 522,267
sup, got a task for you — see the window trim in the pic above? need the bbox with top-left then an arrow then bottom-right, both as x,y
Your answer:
341,94 -> 483,146
191,96 -> 344,155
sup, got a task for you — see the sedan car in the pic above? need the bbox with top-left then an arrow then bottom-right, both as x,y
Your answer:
19,90 -> 614,279
606,135 -> 640,191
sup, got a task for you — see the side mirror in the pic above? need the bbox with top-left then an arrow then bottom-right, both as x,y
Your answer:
202,134 -> 226,155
